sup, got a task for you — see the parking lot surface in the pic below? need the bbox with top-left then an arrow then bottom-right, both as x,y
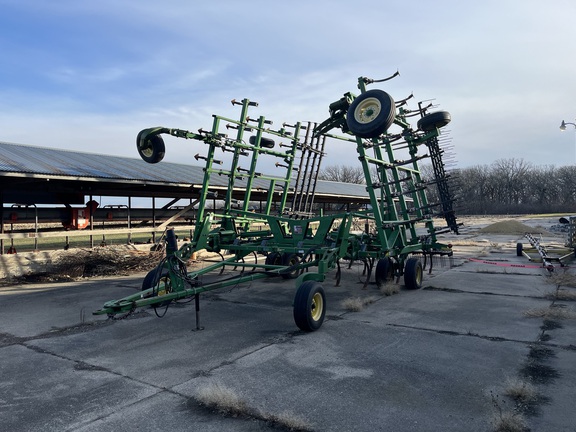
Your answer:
1,220 -> 575,431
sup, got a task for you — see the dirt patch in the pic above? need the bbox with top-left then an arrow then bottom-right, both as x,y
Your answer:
51,247 -> 163,278
0,246 -> 164,285
479,220 -> 548,235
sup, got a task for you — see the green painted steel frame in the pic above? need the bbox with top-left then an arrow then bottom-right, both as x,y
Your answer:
95,76 -> 454,317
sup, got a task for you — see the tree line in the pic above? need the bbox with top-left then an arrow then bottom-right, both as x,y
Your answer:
318,159 -> 576,215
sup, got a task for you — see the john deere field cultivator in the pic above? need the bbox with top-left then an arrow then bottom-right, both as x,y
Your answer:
95,73 -> 458,331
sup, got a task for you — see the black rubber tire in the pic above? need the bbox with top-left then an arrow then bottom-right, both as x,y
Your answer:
265,252 -> 282,274
293,281 -> 326,332
375,257 -> 393,288
281,252 -> 302,279
142,268 -> 171,305
516,242 -> 523,257
154,273 -> 173,308
265,252 -> 282,266
249,135 -> 275,148
141,269 -> 157,298
137,130 -> 166,164
404,257 -> 423,290
142,269 -> 158,292
346,89 -> 396,138
417,111 -> 451,132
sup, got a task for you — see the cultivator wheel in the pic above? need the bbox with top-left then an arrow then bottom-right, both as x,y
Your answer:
265,252 -> 283,275
346,89 -> 396,138
152,274 -> 173,317
293,281 -> 326,332
417,111 -> 451,131
404,257 -> 423,290
375,257 -> 394,288
136,129 -> 166,164
141,267 -> 168,298
281,253 -> 302,279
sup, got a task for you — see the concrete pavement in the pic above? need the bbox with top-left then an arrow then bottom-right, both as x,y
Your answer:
1,228 -> 575,431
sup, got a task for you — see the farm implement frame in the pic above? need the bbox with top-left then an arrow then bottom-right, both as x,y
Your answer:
95,73 -> 458,331
516,229 -> 576,272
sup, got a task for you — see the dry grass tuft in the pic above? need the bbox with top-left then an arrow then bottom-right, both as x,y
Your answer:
546,271 -> 576,288
544,289 -> 576,301
341,297 -> 364,312
195,382 -> 251,417
479,247 -> 491,257
194,382 -> 313,431
523,306 -> 576,320
261,410 -> 313,431
380,283 -> 400,296
490,242 -> 503,252
491,411 -> 528,432
503,377 -> 538,405
490,391 -> 529,432
341,296 -> 379,312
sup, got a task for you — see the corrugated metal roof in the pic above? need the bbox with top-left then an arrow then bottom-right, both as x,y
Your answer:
0,141 -> 207,185
0,141 -> 369,199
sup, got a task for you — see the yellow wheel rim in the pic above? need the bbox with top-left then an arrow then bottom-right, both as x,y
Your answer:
415,266 -> 422,286
157,276 -> 171,297
139,140 -> 153,157
310,292 -> 324,322
354,97 -> 381,124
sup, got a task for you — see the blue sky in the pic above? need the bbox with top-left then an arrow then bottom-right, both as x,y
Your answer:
2,0 -> 576,171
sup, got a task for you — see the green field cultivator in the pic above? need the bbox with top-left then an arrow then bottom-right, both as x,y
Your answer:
95,73 -> 458,331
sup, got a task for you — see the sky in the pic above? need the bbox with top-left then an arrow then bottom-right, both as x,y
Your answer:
2,0 -> 576,173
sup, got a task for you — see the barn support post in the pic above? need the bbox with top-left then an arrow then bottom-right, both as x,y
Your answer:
152,197 -> 156,243
0,191 -> 4,255
127,196 -> 132,245
89,194 -> 94,248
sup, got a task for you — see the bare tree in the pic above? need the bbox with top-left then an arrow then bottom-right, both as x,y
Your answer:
319,165 -> 365,184
320,160 -> 576,215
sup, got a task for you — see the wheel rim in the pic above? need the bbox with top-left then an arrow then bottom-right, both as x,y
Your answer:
415,265 -> 422,286
139,140 -> 153,158
354,97 -> 381,124
157,275 -> 171,297
310,292 -> 324,322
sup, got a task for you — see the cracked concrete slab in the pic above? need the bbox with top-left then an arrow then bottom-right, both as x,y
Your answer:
0,276 -> 137,338
173,317 -> 530,432
0,344 -> 159,432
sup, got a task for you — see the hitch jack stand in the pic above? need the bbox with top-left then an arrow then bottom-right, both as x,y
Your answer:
193,294 -> 204,331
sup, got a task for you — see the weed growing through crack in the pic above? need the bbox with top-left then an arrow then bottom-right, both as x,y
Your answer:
490,392 -> 528,432
341,296 -> 379,312
523,306 -> 576,320
195,382 -> 251,417
261,410 -> 314,431
547,270 -> 576,288
545,289 -> 576,301
490,242 -> 504,253
380,283 -> 400,296
194,382 -> 313,431
503,377 -> 538,406
479,247 -> 491,257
